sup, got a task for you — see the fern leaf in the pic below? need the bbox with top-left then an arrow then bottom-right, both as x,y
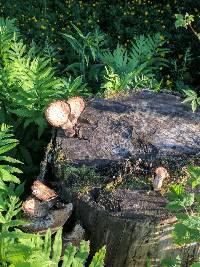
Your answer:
4,219 -> 27,228
72,240 -> 90,267
0,213 -> 6,223
89,246 -> 106,267
43,228 -> 51,258
61,243 -> 77,267
0,168 -> 20,183
0,143 -> 18,155
0,156 -> 22,164
62,34 -> 82,54
52,228 -> 63,263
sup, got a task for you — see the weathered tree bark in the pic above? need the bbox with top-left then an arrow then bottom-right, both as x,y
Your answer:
50,91 -> 200,267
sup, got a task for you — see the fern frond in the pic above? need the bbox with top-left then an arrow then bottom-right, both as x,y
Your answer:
0,17 -> 19,61
62,243 -> 77,267
89,246 -> 106,267
52,228 -> 63,263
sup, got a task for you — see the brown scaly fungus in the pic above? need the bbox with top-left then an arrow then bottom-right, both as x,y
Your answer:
45,97 -> 85,137
67,96 -> 85,125
22,197 -> 49,218
21,180 -> 73,234
31,180 -> 57,201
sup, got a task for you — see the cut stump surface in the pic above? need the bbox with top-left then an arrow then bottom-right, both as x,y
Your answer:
51,91 -> 200,267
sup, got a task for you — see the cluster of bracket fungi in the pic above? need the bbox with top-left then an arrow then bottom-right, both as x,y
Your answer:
22,179 -> 85,245
45,96 -> 85,137
22,95 -> 168,242
22,180 -> 72,234
21,97 -> 86,242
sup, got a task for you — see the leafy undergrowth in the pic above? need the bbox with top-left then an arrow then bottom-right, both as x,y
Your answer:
0,124 -> 106,266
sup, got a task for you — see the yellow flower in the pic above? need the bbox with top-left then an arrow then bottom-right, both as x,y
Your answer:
32,16 -> 37,22
145,11 -> 148,16
40,25 -> 46,30
160,35 -> 165,41
166,79 -> 172,86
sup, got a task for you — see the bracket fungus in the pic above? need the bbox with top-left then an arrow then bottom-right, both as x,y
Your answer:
45,97 -> 85,137
153,167 -> 169,191
31,180 -> 57,201
22,180 -> 73,234
22,197 -> 49,218
67,96 -> 85,125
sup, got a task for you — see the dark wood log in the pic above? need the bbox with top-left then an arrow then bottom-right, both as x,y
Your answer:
51,91 -> 200,266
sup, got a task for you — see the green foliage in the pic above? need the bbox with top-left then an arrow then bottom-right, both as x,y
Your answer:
182,89 -> 200,112
161,256 -> 181,267
0,126 -> 106,267
0,17 -> 88,176
165,166 -> 200,266
0,0 -> 200,94
175,13 -> 195,29
63,23 -> 106,84
0,124 -> 26,266
175,13 -> 200,41
2,227 -> 106,267
100,33 -> 168,96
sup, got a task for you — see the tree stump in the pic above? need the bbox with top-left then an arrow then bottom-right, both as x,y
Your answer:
50,91 -> 200,267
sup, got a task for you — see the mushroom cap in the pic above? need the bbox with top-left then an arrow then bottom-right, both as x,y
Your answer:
45,100 -> 70,127
67,97 -> 85,123
153,167 -> 169,191
31,180 -> 57,201
155,167 -> 169,180
22,197 -> 48,218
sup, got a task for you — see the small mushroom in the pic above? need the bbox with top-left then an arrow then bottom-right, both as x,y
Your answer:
67,97 -> 85,126
31,180 -> 57,201
22,197 -> 49,218
153,167 -> 169,191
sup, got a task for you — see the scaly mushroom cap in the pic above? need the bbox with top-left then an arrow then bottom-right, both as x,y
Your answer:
45,100 -> 70,128
31,180 -> 57,201
67,97 -> 85,125
22,197 -> 48,218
